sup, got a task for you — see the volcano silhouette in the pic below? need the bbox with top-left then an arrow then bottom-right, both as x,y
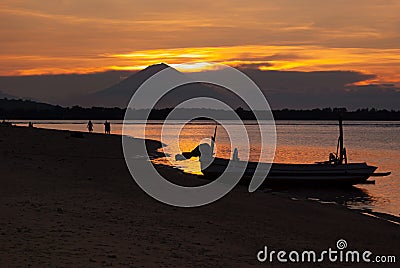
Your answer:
84,63 -> 245,109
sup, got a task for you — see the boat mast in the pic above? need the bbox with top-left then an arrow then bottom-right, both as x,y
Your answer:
338,114 -> 344,164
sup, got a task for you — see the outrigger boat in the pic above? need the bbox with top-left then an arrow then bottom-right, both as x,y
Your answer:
176,117 -> 391,186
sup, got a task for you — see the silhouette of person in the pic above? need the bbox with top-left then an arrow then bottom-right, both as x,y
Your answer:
104,120 -> 111,134
28,122 -> 34,128
87,120 -> 93,132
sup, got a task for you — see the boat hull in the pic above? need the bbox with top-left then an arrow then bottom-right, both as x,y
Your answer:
200,157 -> 377,186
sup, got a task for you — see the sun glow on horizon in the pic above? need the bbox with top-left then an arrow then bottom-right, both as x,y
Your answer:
3,45 -> 400,88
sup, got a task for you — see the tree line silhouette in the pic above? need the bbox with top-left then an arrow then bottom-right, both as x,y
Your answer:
1,98 -> 399,120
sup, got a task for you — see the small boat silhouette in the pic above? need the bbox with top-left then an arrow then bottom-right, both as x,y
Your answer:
176,116 -> 391,186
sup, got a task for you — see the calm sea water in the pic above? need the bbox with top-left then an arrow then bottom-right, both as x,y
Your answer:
15,120 -> 400,217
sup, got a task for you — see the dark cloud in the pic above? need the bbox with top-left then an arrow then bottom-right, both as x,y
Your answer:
241,70 -> 399,110
264,84 -> 400,110
235,62 -> 273,70
227,53 -> 306,63
229,53 -> 308,70
242,69 -> 375,93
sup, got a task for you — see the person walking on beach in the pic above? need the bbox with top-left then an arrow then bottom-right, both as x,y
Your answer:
104,120 -> 111,134
87,120 -> 93,133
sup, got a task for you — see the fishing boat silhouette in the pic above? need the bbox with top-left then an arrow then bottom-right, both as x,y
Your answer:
176,116 -> 391,187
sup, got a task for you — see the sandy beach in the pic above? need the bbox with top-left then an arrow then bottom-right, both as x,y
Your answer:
0,125 -> 399,267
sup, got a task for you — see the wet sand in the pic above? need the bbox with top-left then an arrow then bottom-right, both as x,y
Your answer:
0,126 -> 399,267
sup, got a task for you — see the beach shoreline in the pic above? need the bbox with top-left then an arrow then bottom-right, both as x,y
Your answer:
0,125 -> 399,267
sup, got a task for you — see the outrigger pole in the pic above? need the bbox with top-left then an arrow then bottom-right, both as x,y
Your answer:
338,115 -> 344,164
335,114 -> 348,164
210,123 -> 218,155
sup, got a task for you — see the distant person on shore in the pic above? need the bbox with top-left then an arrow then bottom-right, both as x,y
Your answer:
104,120 -> 111,134
28,122 -> 34,128
87,120 -> 93,133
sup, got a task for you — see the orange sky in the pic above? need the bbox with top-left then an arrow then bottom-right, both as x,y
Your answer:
1,0 -> 400,86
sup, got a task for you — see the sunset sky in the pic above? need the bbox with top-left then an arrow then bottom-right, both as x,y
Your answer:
1,0 -> 400,84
